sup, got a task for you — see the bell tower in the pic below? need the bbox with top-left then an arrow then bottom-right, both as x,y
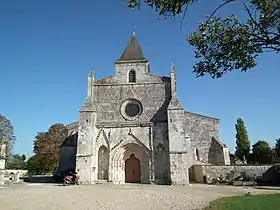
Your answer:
115,32 -> 150,83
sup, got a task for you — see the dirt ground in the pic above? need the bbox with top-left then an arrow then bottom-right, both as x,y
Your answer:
0,183 -> 279,210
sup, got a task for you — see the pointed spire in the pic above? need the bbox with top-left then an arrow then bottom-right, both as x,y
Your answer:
88,69 -> 93,77
170,62 -> 176,73
117,32 -> 146,62
87,69 -> 94,98
168,61 -> 183,110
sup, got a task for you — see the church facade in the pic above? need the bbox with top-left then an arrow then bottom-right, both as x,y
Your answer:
58,33 -> 230,185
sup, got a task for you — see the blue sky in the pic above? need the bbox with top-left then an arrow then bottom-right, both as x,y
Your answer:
0,0 -> 279,158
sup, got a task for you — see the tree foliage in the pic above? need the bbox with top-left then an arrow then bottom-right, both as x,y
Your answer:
274,137 -> 280,161
5,154 -> 26,169
0,114 -> 16,156
127,0 -> 197,17
251,140 -> 273,164
33,123 -> 68,172
26,155 -> 43,175
235,117 -> 250,161
127,0 -> 280,78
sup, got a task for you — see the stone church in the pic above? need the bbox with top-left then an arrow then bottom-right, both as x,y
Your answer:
58,32 -> 230,185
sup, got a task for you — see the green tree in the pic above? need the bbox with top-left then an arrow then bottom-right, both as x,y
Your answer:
5,154 -> 26,169
0,114 -> 16,156
251,140 -> 273,164
33,123 -> 68,172
273,137 -> 280,162
26,155 -> 43,175
22,154 -> 26,162
235,117 -> 250,161
127,0 -> 280,78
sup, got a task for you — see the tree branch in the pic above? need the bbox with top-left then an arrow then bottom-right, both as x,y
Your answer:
206,0 -> 235,23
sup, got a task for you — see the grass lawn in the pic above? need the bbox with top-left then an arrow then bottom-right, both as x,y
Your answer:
204,193 -> 280,210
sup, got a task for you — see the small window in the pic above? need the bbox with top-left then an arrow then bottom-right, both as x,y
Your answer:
195,148 -> 200,161
128,70 -> 136,83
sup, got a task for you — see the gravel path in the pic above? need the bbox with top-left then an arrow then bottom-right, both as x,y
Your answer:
0,183 -> 279,210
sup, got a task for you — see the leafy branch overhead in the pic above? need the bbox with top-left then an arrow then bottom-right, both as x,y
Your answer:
127,0 -> 197,16
127,0 -> 280,78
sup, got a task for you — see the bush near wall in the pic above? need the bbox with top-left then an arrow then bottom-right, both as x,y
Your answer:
190,164 -> 280,186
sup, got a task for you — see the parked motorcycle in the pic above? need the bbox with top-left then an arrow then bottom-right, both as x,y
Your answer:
63,172 -> 79,186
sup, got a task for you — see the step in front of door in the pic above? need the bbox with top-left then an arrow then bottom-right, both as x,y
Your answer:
95,179 -> 109,184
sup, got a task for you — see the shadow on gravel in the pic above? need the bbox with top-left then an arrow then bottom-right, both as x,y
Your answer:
23,175 -> 59,184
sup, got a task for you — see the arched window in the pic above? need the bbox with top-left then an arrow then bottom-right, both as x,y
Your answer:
98,145 -> 109,180
128,70 -> 136,83
195,148 -> 200,161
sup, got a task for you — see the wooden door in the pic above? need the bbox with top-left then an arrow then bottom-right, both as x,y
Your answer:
125,154 -> 141,183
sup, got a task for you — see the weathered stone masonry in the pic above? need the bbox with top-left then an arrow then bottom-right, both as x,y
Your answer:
58,33 -> 230,185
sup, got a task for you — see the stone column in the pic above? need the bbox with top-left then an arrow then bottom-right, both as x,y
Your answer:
0,159 -> 5,170
15,172 -> 20,183
0,173 -> 4,185
0,143 -> 6,170
148,157 -> 154,184
149,125 -> 155,184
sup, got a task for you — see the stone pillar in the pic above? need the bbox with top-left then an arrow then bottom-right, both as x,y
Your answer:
0,173 -> 4,185
149,125 -> 155,184
0,159 -> 5,170
15,172 -> 20,183
76,99 -> 97,184
0,143 -> 6,170
87,70 -> 94,98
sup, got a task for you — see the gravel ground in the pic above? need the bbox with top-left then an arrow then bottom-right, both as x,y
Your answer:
0,183 -> 279,210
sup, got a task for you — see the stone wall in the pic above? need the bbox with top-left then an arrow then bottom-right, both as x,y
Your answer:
4,169 -> 28,177
94,82 -> 169,124
59,146 -> 77,172
153,123 -> 170,184
184,112 -> 230,165
66,122 -> 78,136
0,169 -> 27,185
168,108 -> 192,185
208,137 -> 230,165
114,61 -> 163,84
190,165 -> 279,184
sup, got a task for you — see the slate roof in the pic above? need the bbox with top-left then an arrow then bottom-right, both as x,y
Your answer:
117,34 -> 147,62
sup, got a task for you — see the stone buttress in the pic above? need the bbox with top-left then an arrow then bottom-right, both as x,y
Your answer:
75,71 -> 97,184
167,64 -> 192,185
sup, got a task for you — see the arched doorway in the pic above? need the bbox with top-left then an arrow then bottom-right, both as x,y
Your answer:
125,153 -> 141,183
98,145 -> 109,180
